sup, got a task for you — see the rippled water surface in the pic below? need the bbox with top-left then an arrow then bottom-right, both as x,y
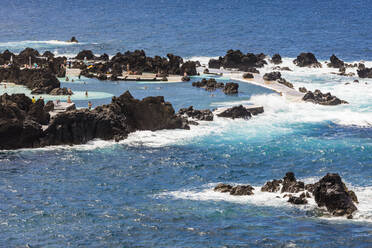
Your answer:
0,0 -> 372,247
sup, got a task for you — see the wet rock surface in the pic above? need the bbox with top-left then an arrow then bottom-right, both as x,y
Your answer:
357,67 -> 372,78
217,105 -> 252,120
313,173 -> 358,217
328,54 -> 345,68
217,172 -> 359,218
293,52 -> 322,68
208,49 -> 267,70
177,106 -> 213,121
303,89 -> 348,105
214,183 -> 254,195
0,91 -> 188,149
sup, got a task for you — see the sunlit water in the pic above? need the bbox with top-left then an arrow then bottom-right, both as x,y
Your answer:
0,0 -> 372,247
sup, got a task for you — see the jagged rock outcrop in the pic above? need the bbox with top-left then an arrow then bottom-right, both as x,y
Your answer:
208,50 -> 267,71
217,105 -> 252,119
281,172 -> 305,193
192,78 -> 224,91
76,50 -> 95,60
0,91 -> 188,149
214,183 -> 254,195
313,173 -> 358,217
0,67 -> 62,94
293,53 -> 322,68
80,50 -> 196,78
69,36 -> 78,43
177,106 -> 213,121
303,89 -> 348,105
216,172 -> 358,218
261,179 -> 282,192
271,54 -> 282,64
328,54 -> 344,68
0,94 -> 46,149
357,67 -> 372,78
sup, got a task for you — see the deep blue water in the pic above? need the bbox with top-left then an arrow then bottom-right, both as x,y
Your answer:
0,0 -> 371,60
1,1 -> 372,247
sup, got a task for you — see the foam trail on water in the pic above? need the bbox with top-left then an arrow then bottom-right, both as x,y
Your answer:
0,40 -> 82,48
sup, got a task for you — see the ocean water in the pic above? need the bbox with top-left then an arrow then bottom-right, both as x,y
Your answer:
1,1 -> 372,247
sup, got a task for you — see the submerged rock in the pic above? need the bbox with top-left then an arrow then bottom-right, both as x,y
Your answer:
293,53 -> 322,68
223,82 -> 239,94
313,173 -> 358,217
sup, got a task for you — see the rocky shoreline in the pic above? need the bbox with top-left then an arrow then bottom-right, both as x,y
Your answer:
215,172 -> 359,219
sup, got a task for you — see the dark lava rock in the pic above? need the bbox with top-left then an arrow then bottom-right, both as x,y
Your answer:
303,89 -> 348,105
263,71 -> 281,81
271,54 -> 282,64
28,99 -> 50,125
214,183 -> 233,193
208,58 -> 222,69
261,179 -> 282,192
76,50 -> 95,60
70,36 -> 78,43
305,183 -> 315,193
328,54 -> 344,68
313,173 -> 358,216
293,53 -> 322,68
208,50 -> 267,70
223,82 -> 239,94
177,106 -> 213,121
230,185 -> 255,196
44,101 -> 54,112
192,78 -> 224,91
277,78 -> 294,89
217,105 -> 252,120
180,61 -> 197,76
0,67 -> 61,94
0,91 -> 188,149
299,87 -> 308,93
0,93 -> 45,149
281,172 -> 305,193
357,67 -> 372,78
243,72 -> 254,79
288,194 -> 308,205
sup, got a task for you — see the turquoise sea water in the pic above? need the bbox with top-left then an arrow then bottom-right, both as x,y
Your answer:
0,1 -> 372,247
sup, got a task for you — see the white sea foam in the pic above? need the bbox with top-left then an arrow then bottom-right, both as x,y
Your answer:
157,179 -> 372,223
0,40 -> 82,48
